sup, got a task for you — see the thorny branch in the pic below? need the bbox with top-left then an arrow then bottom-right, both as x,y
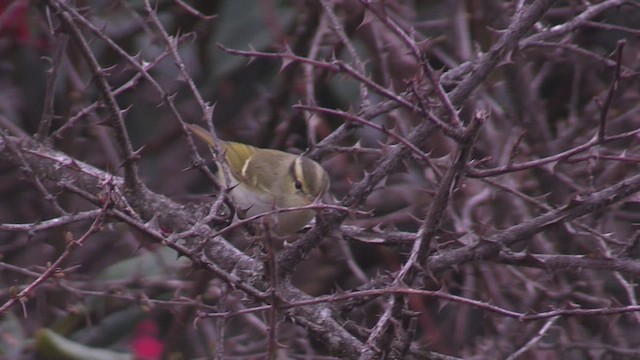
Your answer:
1,0 -> 640,359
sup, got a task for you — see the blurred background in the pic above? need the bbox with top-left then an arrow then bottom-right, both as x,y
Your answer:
1,0 -> 640,359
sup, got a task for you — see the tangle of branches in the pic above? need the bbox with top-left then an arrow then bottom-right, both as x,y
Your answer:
1,0 -> 640,359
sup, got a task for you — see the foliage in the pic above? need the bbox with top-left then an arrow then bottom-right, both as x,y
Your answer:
1,0 -> 640,358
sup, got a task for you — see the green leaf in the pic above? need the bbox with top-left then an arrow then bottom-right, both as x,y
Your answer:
0,312 -> 27,358
70,307 -> 148,347
97,247 -> 187,281
212,0 -> 295,77
35,329 -> 130,360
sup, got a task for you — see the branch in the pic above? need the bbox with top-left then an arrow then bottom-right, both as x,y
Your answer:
449,0 -> 558,107
428,172 -> 640,275
46,0 -> 143,192
0,135 -> 364,358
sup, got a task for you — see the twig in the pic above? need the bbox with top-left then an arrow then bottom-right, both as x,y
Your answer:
0,210 -> 102,233
428,171 -> 640,276
0,130 -> 68,215
173,0 -> 217,20
448,0 -> 558,107
468,125 -> 640,178
360,0 -> 463,128
598,40 -> 625,141
523,0 -> 631,44
0,199 -> 107,314
36,33 -> 67,141
505,316 -> 559,360
359,110 -> 485,359
320,0 -> 369,103
47,0 -> 143,191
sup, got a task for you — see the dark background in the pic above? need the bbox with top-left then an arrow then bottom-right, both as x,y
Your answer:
1,0 -> 640,359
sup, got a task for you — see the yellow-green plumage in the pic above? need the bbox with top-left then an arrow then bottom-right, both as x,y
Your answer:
187,123 -> 330,235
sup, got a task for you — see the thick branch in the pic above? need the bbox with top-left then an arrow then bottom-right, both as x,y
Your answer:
0,136 -> 363,358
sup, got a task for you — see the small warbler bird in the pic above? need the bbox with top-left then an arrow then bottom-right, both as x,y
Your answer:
187,123 -> 330,235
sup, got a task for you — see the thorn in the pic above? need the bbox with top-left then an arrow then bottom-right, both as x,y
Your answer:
131,145 -> 146,161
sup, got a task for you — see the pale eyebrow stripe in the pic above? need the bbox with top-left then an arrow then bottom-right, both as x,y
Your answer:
293,156 -> 303,185
316,163 -> 326,193
241,153 -> 252,179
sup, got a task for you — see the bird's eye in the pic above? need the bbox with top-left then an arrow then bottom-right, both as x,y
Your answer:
294,180 -> 303,190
